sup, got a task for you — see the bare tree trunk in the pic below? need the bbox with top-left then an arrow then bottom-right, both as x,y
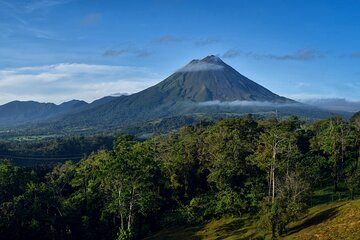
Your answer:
184,174 -> 188,198
118,185 -> 124,230
357,146 -> 360,170
341,126 -> 344,166
334,150 -> 338,193
84,176 -> 88,212
272,165 -> 275,203
127,186 -> 135,231
269,164 -> 272,197
272,147 -> 277,203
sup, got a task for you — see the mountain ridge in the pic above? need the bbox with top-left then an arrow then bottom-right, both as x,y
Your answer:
0,100 -> 88,128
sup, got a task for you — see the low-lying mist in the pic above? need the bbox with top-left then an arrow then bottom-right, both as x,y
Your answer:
300,98 -> 360,113
197,100 -> 302,108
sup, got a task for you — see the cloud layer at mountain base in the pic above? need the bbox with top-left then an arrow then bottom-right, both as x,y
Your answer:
300,98 -> 360,112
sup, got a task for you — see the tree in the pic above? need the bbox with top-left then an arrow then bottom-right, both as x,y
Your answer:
68,150 -> 112,239
155,126 -> 204,202
102,135 -> 161,239
311,117 -> 353,192
200,117 -> 263,215
253,119 -> 308,239
259,169 -> 309,238
254,122 -> 297,203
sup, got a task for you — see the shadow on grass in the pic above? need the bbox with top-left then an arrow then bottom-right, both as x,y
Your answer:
143,225 -> 203,240
311,192 -> 334,205
287,205 -> 341,235
209,218 -> 258,240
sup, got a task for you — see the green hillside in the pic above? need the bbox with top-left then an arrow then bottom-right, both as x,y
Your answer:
145,199 -> 360,240
286,200 -> 360,240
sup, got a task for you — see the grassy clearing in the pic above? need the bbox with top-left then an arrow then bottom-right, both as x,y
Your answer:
286,199 -> 360,240
145,198 -> 360,240
144,215 -> 267,240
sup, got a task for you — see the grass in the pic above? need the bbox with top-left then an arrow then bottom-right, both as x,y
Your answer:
144,215 -> 267,240
145,198 -> 360,240
285,199 -> 360,240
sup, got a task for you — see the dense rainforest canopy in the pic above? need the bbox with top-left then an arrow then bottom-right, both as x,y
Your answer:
1,114 -> 360,239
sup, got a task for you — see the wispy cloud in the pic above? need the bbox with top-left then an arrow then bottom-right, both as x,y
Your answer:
351,52 -> 360,58
25,0 -> 74,12
0,0 -> 67,40
222,48 -> 324,61
0,63 -> 160,104
221,49 -> 262,59
177,62 -> 224,72
103,49 -> 129,57
154,34 -> 183,43
103,47 -> 150,58
222,49 -> 242,58
268,49 -> 323,61
296,82 -> 312,88
0,0 -> 74,13
194,37 -> 219,46
345,82 -> 360,90
287,93 -> 336,101
0,1 -> 27,25
81,13 -> 102,26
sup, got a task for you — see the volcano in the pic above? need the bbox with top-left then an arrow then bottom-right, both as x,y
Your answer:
150,55 -> 292,103
4,55 -> 340,134
47,55 -> 298,129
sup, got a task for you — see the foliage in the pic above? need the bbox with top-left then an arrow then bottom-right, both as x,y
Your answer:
0,115 -> 360,239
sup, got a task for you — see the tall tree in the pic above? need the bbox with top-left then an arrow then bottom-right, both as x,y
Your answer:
102,135 -> 161,239
311,117 -> 352,192
254,123 -> 297,203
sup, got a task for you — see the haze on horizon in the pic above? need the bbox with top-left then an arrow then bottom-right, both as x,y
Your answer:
0,0 -> 360,105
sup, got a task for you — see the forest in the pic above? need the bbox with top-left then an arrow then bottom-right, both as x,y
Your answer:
1,113 -> 360,240
0,136 -> 114,166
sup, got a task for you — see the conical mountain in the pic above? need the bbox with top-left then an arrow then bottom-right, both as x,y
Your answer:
94,55 -> 292,113
42,55 -> 299,130
145,55 -> 291,103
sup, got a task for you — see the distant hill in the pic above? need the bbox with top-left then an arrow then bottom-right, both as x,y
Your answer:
0,100 -> 87,128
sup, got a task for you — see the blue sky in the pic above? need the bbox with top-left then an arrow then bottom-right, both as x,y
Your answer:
0,0 -> 360,104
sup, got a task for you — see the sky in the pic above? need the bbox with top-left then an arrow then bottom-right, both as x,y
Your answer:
0,0 -> 360,104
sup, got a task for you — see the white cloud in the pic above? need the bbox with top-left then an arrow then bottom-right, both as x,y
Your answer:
0,63 -> 161,104
198,100 -> 299,107
296,82 -> 312,88
81,13 -> 102,26
286,93 -> 336,101
0,0 -> 71,40
177,62 -> 223,72
299,98 -> 360,113
25,0 -> 73,12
